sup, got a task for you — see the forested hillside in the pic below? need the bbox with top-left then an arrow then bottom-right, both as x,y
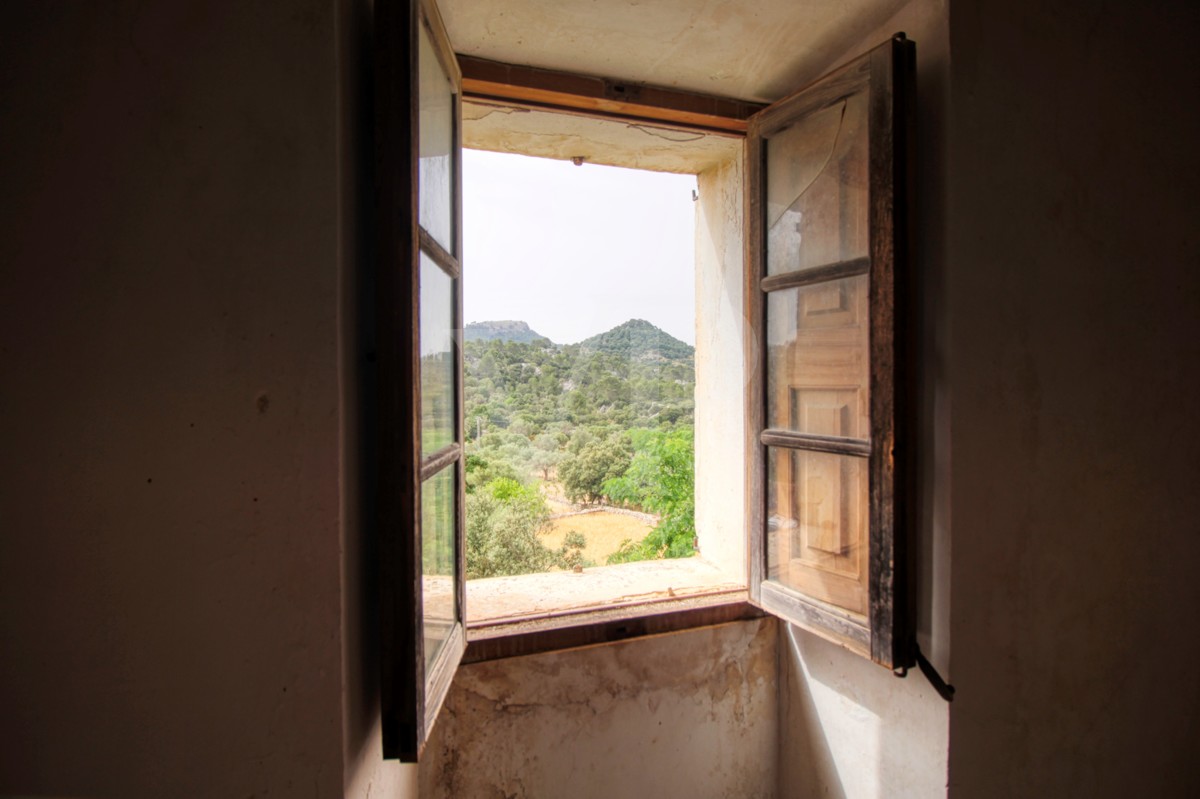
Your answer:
463,319 -> 696,578
579,317 -> 694,361
464,319 -> 549,344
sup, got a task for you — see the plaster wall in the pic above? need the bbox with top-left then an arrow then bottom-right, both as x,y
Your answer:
464,102 -> 740,175
945,0 -> 1200,795
441,0 -> 912,104
419,618 -> 778,798
694,156 -> 747,580
0,1 -> 361,796
775,2 -> 953,797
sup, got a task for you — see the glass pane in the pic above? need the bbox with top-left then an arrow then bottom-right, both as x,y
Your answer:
766,276 -> 869,436
419,20 -> 454,253
765,88 -> 869,275
422,465 -> 457,672
420,253 -> 455,455
767,446 -> 868,616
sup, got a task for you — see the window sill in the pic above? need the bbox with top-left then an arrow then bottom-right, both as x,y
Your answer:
463,557 -> 755,663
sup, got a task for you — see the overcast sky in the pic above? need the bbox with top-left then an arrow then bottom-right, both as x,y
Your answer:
462,149 -> 698,345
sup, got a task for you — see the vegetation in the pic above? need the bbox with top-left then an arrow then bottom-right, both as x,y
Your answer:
579,318 -> 696,362
603,427 -> 696,563
462,319 -> 696,578
559,433 -> 633,504
464,475 -> 590,579
464,319 -> 549,344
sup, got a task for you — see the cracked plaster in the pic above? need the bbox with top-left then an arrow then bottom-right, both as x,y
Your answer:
419,618 -> 778,799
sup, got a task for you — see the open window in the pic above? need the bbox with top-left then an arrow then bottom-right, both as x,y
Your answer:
375,0 -> 915,758
745,35 -> 916,669
375,0 -> 466,761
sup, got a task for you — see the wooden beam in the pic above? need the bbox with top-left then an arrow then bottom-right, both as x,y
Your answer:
458,55 -> 763,135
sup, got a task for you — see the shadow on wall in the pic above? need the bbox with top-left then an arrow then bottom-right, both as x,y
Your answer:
779,624 -> 949,798
779,625 -> 850,799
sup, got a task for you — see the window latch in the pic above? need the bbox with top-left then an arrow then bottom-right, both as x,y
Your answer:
894,639 -> 955,702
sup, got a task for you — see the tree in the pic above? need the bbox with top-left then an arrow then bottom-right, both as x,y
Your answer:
529,433 -> 565,480
558,434 -> 632,504
465,478 -> 553,578
464,452 -> 523,494
603,426 -> 695,563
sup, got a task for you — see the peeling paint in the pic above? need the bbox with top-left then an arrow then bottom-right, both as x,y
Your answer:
419,618 -> 778,799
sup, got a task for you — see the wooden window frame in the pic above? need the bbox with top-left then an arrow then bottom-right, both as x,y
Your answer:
453,65 -> 767,664
375,6 -> 917,761
458,56 -> 763,136
375,0 -> 467,762
745,34 -> 917,670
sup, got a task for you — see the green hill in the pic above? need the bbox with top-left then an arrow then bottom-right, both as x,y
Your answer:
578,319 -> 693,361
464,320 -> 550,344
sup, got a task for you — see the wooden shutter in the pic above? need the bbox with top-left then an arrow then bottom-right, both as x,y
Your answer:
376,0 -> 466,760
746,35 -> 915,669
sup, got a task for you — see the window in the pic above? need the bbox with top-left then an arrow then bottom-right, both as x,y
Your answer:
746,35 -> 916,668
457,144 -> 747,634
374,0 -> 467,761
375,0 -> 915,758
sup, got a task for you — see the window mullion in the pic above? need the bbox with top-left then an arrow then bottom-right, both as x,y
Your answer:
419,227 -> 461,279
759,430 -> 870,457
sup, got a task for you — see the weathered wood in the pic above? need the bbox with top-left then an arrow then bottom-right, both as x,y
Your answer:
418,228 -> 460,280
866,38 -> 897,669
419,442 -> 460,482
863,35 -> 917,671
759,580 -> 870,656
412,0 -> 468,757
459,55 -> 762,135
375,0 -> 423,762
759,256 -> 871,294
464,598 -> 764,664
377,0 -> 468,762
896,35 -> 918,673
745,35 -> 916,672
751,55 -> 870,141
422,621 -> 465,747
759,430 -> 872,457
421,0 -> 461,87
744,119 -> 766,605
449,0 -> 467,712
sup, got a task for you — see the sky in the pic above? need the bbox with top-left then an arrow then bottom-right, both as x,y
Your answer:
462,148 -> 698,345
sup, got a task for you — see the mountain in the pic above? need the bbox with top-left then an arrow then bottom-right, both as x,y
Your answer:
464,320 -> 550,344
578,319 -> 693,361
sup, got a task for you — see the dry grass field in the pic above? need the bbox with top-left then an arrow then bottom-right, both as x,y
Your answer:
542,512 -> 653,564
539,483 -> 656,564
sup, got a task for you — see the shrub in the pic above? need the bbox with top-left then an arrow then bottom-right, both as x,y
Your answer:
465,478 -> 591,578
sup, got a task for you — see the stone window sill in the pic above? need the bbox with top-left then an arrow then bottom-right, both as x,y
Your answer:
464,558 -> 755,662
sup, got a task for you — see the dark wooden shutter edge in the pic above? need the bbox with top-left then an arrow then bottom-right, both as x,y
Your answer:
865,34 -> 917,671
894,34 -> 919,673
376,0 -> 424,761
